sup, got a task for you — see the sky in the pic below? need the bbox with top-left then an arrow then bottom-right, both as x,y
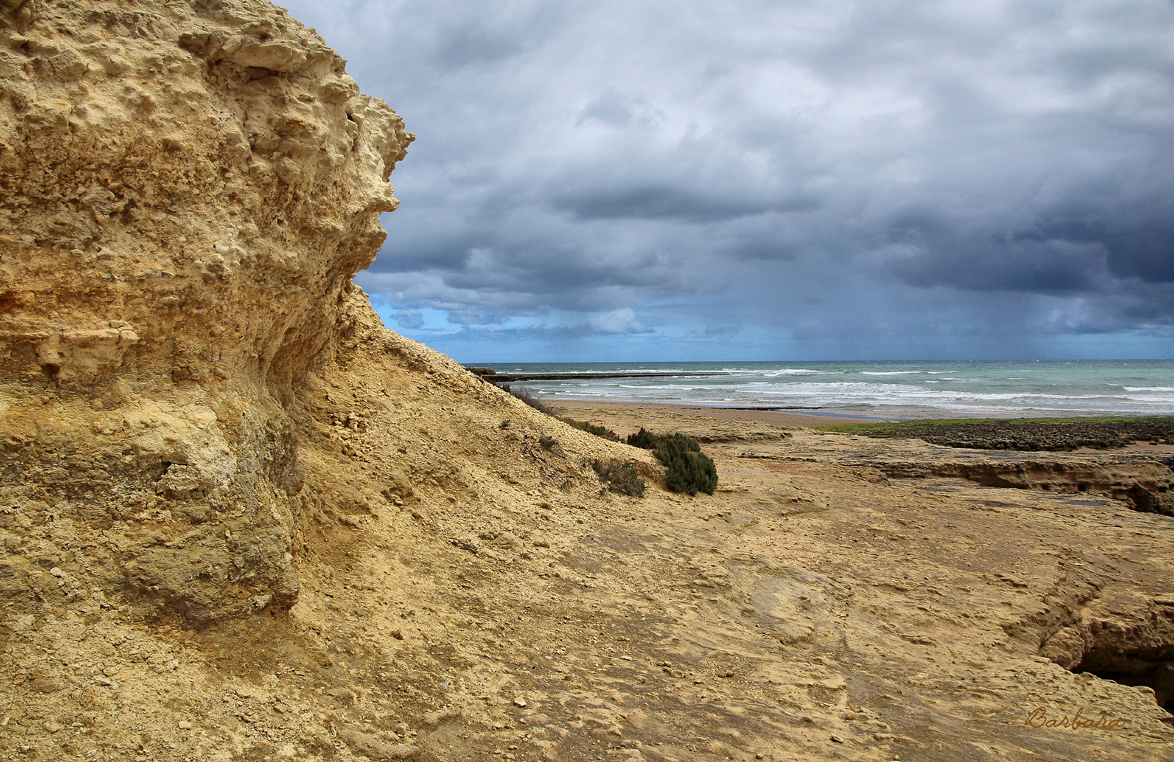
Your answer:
278,0 -> 1174,362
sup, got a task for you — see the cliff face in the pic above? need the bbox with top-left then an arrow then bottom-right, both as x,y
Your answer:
0,0 -> 417,622
0,10 -> 655,755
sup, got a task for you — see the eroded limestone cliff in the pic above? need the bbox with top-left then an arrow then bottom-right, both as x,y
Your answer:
0,6 -> 662,758
1,0 -> 418,623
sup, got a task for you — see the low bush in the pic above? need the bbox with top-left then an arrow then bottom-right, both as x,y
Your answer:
559,417 -> 619,441
626,427 -> 659,449
625,428 -> 718,495
657,437 -> 718,495
592,459 -> 646,497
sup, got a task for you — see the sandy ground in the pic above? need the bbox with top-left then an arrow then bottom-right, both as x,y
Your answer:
6,369 -> 1174,761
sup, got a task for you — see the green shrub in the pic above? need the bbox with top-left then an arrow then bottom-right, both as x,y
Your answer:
625,429 -> 717,495
657,438 -> 717,495
559,417 -> 619,441
626,427 -> 660,449
592,459 -> 646,497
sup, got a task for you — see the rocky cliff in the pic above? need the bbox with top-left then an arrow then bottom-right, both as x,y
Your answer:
0,0 -> 647,622
0,0 -> 423,623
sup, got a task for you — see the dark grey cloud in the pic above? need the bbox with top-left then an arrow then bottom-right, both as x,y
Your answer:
1035,215 -> 1174,284
1108,229 -> 1174,283
550,184 -> 769,222
423,4 -> 565,72
881,211 -> 1111,293
576,89 -> 664,129
282,0 -> 1174,359
393,309 -> 424,329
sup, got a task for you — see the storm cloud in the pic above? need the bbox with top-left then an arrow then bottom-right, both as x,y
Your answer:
281,0 -> 1174,360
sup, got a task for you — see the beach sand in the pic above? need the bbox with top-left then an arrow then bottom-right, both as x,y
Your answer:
549,398 -> 865,435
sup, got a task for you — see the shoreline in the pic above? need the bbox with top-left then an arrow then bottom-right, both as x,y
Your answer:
547,398 -> 874,428
545,397 -> 1174,426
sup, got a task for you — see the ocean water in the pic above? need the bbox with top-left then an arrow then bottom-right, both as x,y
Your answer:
484,361 -> 1174,420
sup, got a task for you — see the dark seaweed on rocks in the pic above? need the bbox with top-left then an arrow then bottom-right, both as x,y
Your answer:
824,417 -> 1174,452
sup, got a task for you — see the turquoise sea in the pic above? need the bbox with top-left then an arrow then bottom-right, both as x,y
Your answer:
481,361 -> 1174,420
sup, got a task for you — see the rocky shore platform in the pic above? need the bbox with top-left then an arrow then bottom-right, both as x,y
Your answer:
824,416 -> 1174,453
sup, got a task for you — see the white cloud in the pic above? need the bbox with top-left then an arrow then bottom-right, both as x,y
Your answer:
588,308 -> 648,334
